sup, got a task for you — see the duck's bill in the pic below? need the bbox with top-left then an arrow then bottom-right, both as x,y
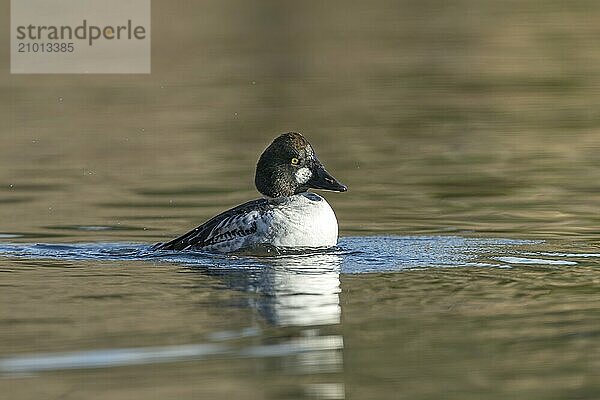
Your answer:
309,163 -> 348,192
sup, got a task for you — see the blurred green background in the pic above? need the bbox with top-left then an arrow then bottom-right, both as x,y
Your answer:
1,0 -> 599,243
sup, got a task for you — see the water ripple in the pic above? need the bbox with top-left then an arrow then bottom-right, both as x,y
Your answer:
0,235 -> 544,273
495,257 -> 578,266
0,335 -> 343,375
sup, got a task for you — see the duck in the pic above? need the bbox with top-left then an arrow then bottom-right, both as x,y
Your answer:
153,132 -> 347,253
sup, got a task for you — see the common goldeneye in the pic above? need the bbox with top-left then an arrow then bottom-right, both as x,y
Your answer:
153,132 -> 347,253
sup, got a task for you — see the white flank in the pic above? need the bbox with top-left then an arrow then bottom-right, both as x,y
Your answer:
269,193 -> 339,247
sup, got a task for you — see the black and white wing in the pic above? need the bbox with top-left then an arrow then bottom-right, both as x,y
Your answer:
152,198 -> 272,251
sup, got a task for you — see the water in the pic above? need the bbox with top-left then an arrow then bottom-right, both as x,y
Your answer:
1,240 -> 599,399
2,0 -> 600,398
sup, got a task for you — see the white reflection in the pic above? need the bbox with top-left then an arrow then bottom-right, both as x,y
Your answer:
257,253 -> 345,399
304,383 -> 345,400
252,252 -> 342,326
204,251 -> 343,327
199,251 -> 346,398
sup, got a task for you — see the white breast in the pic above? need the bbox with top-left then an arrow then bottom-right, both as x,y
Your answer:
267,193 -> 339,248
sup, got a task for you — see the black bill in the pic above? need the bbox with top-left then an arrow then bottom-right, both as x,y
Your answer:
308,162 -> 347,192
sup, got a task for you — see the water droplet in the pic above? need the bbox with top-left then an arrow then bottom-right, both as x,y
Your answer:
58,97 -> 63,103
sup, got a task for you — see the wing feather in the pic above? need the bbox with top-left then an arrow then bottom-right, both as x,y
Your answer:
153,198 -> 271,251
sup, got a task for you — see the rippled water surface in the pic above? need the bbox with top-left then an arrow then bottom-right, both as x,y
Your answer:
1,1 -> 600,399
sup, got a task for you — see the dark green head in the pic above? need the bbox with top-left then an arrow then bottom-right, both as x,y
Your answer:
254,132 -> 347,198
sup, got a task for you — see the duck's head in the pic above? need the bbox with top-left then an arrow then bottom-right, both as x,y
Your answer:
255,132 -> 348,198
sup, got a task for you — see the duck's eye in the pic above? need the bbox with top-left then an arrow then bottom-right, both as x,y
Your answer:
291,157 -> 299,166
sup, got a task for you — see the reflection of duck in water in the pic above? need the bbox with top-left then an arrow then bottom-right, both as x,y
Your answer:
205,251 -> 343,327
254,252 -> 343,326
191,252 -> 346,398
154,132 -> 347,253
